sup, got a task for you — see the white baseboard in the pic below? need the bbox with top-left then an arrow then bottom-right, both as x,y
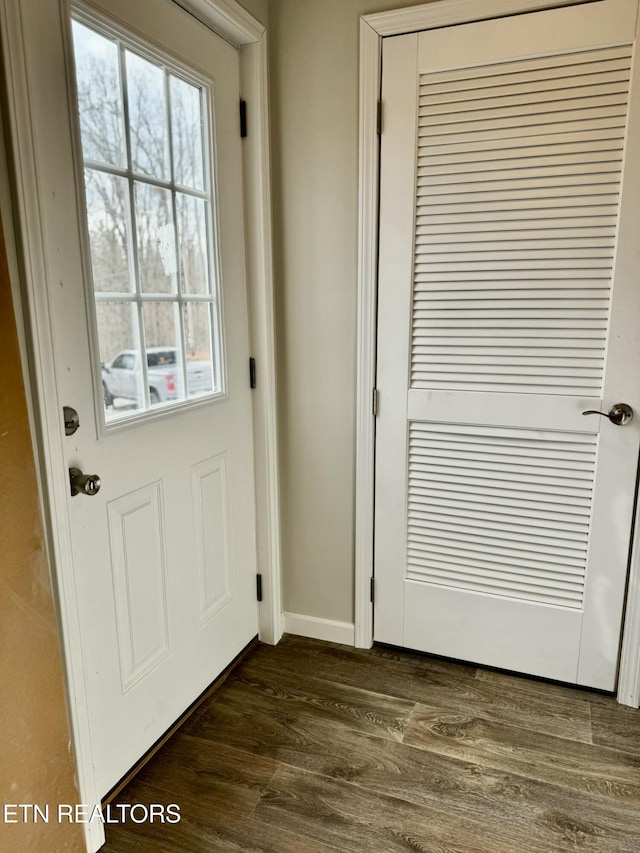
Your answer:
283,612 -> 355,646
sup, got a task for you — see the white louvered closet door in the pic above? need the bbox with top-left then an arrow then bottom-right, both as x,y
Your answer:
374,0 -> 640,690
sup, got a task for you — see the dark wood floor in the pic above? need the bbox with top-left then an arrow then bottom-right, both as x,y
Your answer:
102,635 -> 640,852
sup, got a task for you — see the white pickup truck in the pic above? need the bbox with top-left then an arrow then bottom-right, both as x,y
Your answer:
102,347 -> 213,407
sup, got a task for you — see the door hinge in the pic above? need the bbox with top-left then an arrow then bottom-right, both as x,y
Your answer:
249,357 -> 257,389
256,573 -> 263,602
240,99 -> 248,138
370,577 -> 375,603
377,101 -> 383,136
372,388 -> 379,417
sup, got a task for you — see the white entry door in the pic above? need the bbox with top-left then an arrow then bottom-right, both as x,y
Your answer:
375,0 -> 640,690
14,0 -> 258,795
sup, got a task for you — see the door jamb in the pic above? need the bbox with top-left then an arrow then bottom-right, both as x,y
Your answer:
355,0 -> 640,707
0,1 -> 282,850
618,488 -> 640,706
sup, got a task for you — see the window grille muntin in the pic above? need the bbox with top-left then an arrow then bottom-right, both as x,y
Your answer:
70,11 -> 225,426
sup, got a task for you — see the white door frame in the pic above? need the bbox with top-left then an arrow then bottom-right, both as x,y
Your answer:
0,0 -> 281,849
355,0 -> 640,707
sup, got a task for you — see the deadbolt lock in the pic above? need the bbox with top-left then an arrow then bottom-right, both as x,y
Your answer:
63,406 -> 80,437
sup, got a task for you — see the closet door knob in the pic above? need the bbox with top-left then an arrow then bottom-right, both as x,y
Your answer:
582,403 -> 634,426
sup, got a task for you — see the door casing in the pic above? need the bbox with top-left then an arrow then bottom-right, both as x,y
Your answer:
355,0 -> 640,707
0,0 -> 282,850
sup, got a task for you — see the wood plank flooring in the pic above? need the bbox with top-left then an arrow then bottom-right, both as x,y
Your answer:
102,635 -> 640,852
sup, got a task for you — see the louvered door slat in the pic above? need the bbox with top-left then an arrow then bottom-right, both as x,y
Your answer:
418,150 -> 623,175
416,210 -> 617,226
409,528 -> 586,561
416,241 -> 615,253
409,536 -> 586,570
420,46 -> 632,88
406,565 -> 583,609
418,186 -> 617,206
411,421 -> 595,442
408,504 -> 589,535
415,329 -> 607,339
422,76 -> 631,108
419,171 -> 622,192
420,95 -> 629,126
410,458 -> 594,485
411,48 -> 629,398
416,274 -> 610,284
425,127 -> 629,157
407,511 -> 588,545
416,287 -> 611,297
417,320 -> 606,329
407,425 -> 596,609
421,146 -> 625,171
409,450 -> 595,474
418,116 -> 627,147
419,163 -> 623,186
412,493 -> 589,525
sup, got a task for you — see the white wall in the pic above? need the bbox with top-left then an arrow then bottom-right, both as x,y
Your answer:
268,0 -> 430,626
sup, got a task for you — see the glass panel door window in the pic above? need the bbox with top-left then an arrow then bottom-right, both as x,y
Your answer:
71,15 -> 223,422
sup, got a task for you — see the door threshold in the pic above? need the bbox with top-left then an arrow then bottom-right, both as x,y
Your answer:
376,642 -> 615,697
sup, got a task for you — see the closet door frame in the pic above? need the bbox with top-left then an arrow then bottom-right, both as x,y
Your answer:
355,0 -> 640,708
